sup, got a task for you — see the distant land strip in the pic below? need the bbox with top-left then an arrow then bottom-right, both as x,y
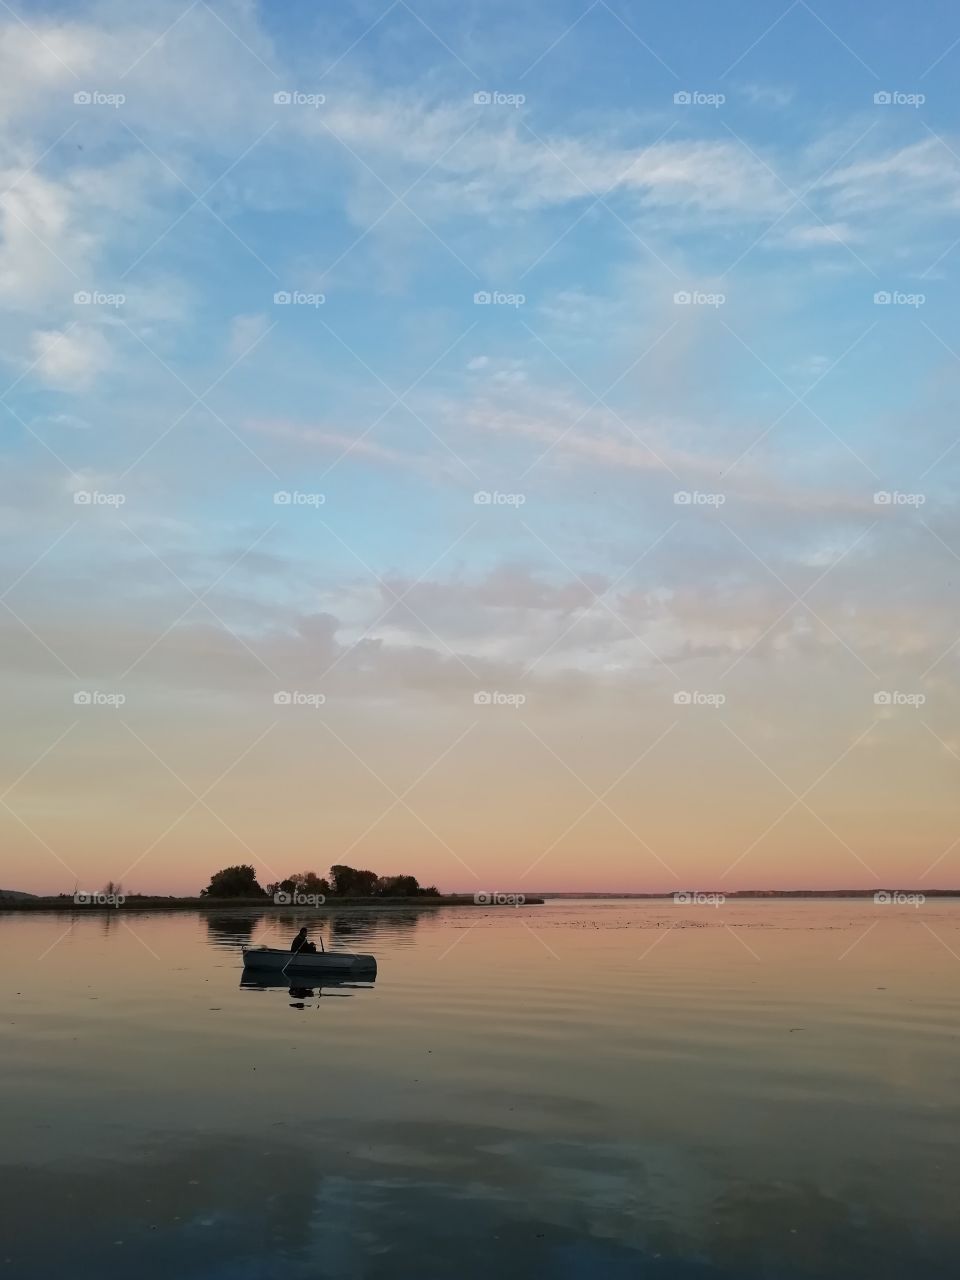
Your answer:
3,888 -> 959,911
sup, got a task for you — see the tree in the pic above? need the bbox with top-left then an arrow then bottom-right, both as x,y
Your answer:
328,864 -> 352,895
376,874 -> 421,897
354,868 -> 378,895
265,871 -> 330,898
201,865 -> 266,898
334,865 -> 443,897
329,864 -> 379,896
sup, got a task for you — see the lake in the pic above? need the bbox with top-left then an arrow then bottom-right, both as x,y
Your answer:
2,899 -> 959,1278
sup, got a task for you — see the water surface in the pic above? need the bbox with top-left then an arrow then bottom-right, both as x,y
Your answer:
2,899 -> 959,1278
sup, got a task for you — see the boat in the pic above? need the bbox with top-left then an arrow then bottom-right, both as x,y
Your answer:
241,944 -> 377,976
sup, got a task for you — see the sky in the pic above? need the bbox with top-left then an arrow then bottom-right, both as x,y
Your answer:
2,0 -> 960,896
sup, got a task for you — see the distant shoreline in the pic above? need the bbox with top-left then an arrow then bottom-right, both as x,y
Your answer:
533,889 -> 960,899
0,894 -> 545,912
2,889 -> 958,912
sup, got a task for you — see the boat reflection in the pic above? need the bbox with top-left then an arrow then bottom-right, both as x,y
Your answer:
239,970 -> 376,1008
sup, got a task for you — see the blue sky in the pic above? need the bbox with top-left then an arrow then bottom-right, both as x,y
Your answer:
3,0 -> 960,893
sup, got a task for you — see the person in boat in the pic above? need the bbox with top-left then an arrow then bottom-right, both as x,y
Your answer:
290,927 -> 317,954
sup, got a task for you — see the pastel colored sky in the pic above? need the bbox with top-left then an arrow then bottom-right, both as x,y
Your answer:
2,0 -> 959,895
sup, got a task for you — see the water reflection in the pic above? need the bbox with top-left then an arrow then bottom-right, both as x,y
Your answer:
7,1120 -> 956,1280
5,902 -> 960,1278
204,912 -> 263,946
203,906 -> 424,953
325,907 -> 421,946
240,969 -> 376,1009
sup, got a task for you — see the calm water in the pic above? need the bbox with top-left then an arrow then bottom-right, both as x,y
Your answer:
2,899 -> 959,1278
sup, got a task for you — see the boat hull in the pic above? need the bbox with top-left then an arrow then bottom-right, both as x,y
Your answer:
242,946 -> 377,976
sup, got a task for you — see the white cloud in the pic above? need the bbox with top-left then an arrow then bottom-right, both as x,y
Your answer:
738,84 -> 795,109
227,313 -> 269,358
779,222 -> 860,247
820,139 -> 960,215
0,170 -> 96,308
30,325 -> 110,390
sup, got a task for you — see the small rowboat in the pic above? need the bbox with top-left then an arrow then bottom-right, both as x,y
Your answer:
242,945 -> 377,976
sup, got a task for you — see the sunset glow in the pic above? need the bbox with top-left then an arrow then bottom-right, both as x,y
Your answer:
3,1 -> 958,897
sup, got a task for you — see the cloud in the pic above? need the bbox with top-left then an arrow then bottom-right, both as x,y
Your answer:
820,139 -> 960,215
29,325 -> 110,389
251,419 -> 431,472
737,84 -> 795,109
779,222 -> 860,247
312,98 -> 788,220
0,169 -> 96,308
228,313 -> 269,358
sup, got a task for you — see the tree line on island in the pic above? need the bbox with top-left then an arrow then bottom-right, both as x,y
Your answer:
201,863 -> 440,899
